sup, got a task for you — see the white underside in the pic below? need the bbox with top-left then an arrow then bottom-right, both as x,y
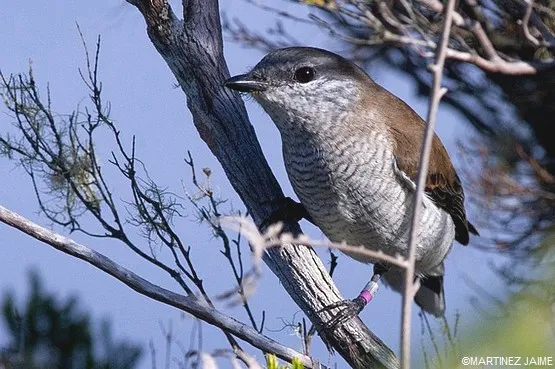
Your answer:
283,130 -> 456,275
255,82 -> 456,275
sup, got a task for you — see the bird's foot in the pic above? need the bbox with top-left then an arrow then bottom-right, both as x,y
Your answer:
319,296 -> 368,330
319,283 -> 379,330
260,197 -> 313,230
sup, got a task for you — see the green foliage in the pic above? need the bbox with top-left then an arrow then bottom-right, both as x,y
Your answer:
265,353 -> 304,369
0,270 -> 142,369
422,239 -> 555,369
443,294 -> 555,369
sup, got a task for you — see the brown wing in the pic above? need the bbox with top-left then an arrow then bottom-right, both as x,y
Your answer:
369,87 -> 478,244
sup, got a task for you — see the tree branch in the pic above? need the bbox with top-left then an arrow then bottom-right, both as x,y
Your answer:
401,0 -> 456,368
522,0 -> 540,46
444,48 -> 538,74
125,0 -> 398,367
0,204 -> 320,368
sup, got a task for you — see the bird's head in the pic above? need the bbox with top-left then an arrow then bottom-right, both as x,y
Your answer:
225,47 -> 372,133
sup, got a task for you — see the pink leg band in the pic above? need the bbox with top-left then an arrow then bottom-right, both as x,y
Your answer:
359,290 -> 373,305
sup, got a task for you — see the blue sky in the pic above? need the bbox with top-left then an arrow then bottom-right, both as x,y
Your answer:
0,1 -> 507,368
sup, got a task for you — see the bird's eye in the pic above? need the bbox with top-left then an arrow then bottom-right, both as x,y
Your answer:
294,67 -> 315,83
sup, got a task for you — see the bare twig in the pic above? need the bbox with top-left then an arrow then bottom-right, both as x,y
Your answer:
401,0 -> 457,368
416,0 -> 465,26
467,20 -> 501,61
182,154 -> 264,331
522,0 -> 540,46
0,204 -> 321,369
218,216 -> 409,269
444,49 -> 538,74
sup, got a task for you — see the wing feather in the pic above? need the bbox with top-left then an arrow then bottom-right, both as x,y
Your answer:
375,91 -> 479,244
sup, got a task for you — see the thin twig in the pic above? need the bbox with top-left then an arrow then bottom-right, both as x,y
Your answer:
218,216 -> 409,269
400,0 -> 457,368
416,0 -> 465,26
0,204 -> 322,369
522,0 -> 540,46
468,20 -> 501,61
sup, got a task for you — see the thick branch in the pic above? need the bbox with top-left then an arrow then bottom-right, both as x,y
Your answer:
0,204 -> 317,368
126,0 -> 398,367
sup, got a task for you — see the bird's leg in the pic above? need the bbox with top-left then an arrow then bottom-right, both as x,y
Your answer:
320,263 -> 389,330
259,197 -> 315,230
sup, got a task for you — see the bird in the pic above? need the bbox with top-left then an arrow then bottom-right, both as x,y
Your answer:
224,47 -> 478,327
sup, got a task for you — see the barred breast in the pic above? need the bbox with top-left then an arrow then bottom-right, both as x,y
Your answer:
281,128 -> 455,274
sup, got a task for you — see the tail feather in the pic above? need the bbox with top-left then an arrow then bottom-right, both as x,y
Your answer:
468,221 -> 479,236
382,263 -> 446,316
415,275 -> 445,317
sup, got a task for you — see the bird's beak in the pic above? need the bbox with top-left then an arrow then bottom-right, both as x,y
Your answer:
224,74 -> 268,93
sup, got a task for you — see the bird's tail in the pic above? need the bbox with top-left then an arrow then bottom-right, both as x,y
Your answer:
414,264 -> 445,317
382,263 -> 445,317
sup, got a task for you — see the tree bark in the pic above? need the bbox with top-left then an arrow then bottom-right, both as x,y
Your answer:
125,0 -> 399,367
